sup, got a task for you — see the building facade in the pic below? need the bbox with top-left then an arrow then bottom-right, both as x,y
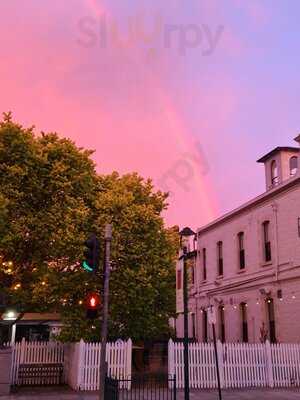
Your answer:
175,136 -> 300,343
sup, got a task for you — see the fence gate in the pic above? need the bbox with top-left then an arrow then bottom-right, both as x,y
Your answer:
105,374 -> 176,400
105,376 -> 119,400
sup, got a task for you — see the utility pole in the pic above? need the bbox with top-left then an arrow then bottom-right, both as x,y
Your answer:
99,224 -> 112,400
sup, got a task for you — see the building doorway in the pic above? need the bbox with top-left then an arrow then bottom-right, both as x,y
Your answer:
240,302 -> 248,342
266,298 -> 276,343
218,306 -> 225,343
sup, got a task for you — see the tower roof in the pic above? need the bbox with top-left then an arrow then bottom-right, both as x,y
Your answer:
257,147 -> 299,163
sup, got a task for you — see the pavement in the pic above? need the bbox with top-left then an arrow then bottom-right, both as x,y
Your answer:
1,387 -> 300,400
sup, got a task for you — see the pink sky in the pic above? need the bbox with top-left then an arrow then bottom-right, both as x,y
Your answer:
1,0 -> 299,229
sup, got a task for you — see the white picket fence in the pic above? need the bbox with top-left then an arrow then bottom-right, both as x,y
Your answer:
67,339 -> 132,390
168,339 -> 300,389
5,338 -> 132,389
7,340 -> 65,385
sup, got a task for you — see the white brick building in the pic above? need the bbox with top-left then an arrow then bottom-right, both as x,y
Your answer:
175,136 -> 300,343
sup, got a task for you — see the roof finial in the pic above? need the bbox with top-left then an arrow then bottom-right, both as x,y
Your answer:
294,135 -> 300,145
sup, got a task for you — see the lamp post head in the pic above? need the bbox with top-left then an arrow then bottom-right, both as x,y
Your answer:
179,227 -> 196,238
179,227 -> 196,254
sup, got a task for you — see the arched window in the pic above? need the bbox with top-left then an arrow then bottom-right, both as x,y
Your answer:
290,156 -> 298,176
271,160 -> 279,185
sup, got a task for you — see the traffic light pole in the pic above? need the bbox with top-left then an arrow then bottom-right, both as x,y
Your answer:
99,224 -> 112,400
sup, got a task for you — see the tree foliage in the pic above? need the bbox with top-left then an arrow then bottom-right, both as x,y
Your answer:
0,113 -> 178,341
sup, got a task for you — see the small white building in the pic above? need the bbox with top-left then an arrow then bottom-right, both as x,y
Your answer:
1,312 -> 62,343
175,135 -> 300,343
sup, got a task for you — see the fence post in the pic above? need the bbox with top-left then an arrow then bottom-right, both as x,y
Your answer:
20,337 -> 26,364
15,338 -> 26,386
217,340 -> 225,389
265,340 -> 274,388
126,339 -> 132,388
77,339 -> 85,390
168,339 -> 175,388
9,342 -> 15,385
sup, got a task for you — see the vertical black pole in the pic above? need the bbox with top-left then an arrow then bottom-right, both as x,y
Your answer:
173,375 -> 177,400
99,224 -> 112,400
183,256 -> 190,400
212,323 -> 222,400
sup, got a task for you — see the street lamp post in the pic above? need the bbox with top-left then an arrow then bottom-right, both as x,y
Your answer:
99,224 -> 112,400
179,227 -> 196,400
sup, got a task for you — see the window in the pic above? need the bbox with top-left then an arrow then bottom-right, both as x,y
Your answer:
240,303 -> 248,342
266,298 -> 276,343
217,241 -> 223,276
263,221 -> 272,262
191,313 -> 196,338
271,160 -> 279,186
238,232 -> 245,269
177,270 -> 182,290
290,156 -> 298,176
203,309 -> 208,342
219,306 -> 225,343
203,248 -> 207,281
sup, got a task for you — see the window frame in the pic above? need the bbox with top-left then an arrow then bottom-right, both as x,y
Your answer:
177,270 -> 182,290
202,309 -> 208,342
262,221 -> 272,262
191,313 -> 196,339
219,305 -> 225,343
237,232 -> 245,270
290,156 -> 298,176
240,302 -> 248,343
203,248 -> 207,281
217,241 -> 223,276
271,160 -> 279,186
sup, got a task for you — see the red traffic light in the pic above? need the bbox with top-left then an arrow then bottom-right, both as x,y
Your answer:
86,292 -> 101,309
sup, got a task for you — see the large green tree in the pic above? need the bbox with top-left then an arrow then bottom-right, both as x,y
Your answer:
0,113 -> 178,341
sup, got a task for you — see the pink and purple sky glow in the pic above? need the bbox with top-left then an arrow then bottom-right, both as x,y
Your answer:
1,0 -> 299,228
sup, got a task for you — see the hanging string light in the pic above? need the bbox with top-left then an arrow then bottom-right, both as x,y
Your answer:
14,283 -> 21,290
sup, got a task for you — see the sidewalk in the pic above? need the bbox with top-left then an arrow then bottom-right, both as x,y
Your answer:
1,387 -> 300,400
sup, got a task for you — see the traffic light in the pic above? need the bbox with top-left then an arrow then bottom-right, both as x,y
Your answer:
85,292 -> 101,320
82,234 -> 100,273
